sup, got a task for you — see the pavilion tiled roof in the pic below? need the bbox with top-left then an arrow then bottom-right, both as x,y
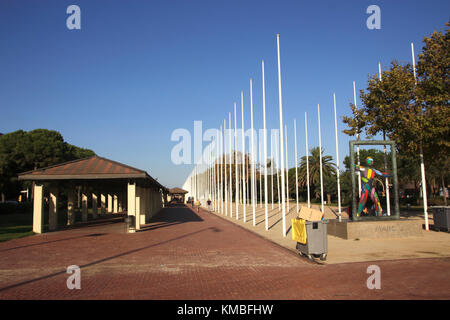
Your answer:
18,156 -> 165,189
169,187 -> 188,194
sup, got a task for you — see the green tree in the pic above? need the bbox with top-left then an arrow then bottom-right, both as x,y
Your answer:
0,129 -> 95,200
347,22 -> 450,205
297,147 -> 335,200
416,22 -> 450,205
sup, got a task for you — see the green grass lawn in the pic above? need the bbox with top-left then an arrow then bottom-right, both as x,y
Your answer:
0,213 -> 34,242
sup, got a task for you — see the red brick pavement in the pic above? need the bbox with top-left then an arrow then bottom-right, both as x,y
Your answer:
0,205 -> 449,300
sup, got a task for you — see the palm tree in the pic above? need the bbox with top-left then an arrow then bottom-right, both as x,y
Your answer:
298,147 -> 336,198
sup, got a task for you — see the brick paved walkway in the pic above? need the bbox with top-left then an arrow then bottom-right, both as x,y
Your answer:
0,205 -> 449,299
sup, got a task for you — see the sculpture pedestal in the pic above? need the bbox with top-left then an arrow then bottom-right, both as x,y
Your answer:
327,219 -> 423,240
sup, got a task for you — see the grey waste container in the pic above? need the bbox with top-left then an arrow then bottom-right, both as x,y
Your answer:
296,220 -> 328,261
431,206 -> 450,231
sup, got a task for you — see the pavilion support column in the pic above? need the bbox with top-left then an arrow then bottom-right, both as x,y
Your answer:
135,186 -> 141,230
92,193 -> 98,219
141,187 -> 147,225
49,188 -> 58,231
150,191 -> 155,218
101,194 -> 106,215
113,194 -> 118,213
77,187 -> 81,209
82,192 -> 88,222
127,183 -> 136,233
144,188 -> 149,223
67,190 -> 75,226
118,192 -> 123,212
107,194 -> 113,213
33,184 -> 44,234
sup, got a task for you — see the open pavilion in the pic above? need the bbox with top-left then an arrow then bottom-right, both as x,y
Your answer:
18,155 -> 168,234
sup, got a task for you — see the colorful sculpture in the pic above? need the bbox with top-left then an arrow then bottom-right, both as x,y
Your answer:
355,157 -> 392,217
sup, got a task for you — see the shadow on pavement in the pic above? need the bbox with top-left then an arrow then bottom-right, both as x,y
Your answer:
0,227 -> 217,293
139,205 -> 203,232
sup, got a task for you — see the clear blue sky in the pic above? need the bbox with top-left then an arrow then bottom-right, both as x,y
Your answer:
0,0 -> 448,188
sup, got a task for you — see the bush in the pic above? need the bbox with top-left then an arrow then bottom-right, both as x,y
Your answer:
0,202 -> 32,215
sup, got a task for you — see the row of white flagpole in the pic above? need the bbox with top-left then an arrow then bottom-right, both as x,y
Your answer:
187,34 -> 321,237
186,35 -> 429,236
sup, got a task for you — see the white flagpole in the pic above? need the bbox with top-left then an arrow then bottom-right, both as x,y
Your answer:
224,119 -> 228,216
210,147 -> 213,210
210,144 -> 212,204
305,112 -> 311,208
277,34 -> 286,237
276,132 -> 281,211
250,78 -> 256,226
285,125 -> 289,215
241,90 -> 247,222
270,132 -> 274,212
220,124 -> 223,214
379,62 -> 391,218
318,104 -> 324,214
215,132 -> 218,211
411,42 -> 429,230
259,138 -> 262,209
294,118 -> 299,213
207,144 -> 211,204
207,145 -> 210,204
216,129 -> 220,212
333,93 -> 342,221
229,111 -> 233,218
234,102 -> 239,219
354,81 -> 362,196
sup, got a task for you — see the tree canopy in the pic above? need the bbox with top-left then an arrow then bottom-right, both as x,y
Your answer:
0,129 -> 95,199
342,22 -> 449,204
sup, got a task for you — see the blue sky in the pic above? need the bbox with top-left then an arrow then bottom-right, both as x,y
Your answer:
0,0 -> 448,188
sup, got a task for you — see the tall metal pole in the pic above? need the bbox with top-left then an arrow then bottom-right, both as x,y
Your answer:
294,119 -> 299,213
333,93 -> 342,221
276,132 -> 281,211
379,62 -> 391,217
354,81 -> 362,196
259,138 -> 262,209
219,125 -> 223,214
209,144 -> 212,204
241,91 -> 247,222
229,112 -> 233,218
216,129 -> 219,212
250,79 -> 256,226
285,125 -> 289,214
270,132 -> 274,211
305,112 -> 311,208
277,34 -> 286,237
213,139 -> 216,211
224,119 -> 228,216
318,104 -> 324,213
412,42 -> 429,230
234,102 -> 239,219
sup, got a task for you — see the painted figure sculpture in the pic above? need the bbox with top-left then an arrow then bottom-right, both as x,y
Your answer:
355,157 -> 392,217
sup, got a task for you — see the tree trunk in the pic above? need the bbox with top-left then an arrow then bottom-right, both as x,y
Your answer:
327,193 -> 331,205
1,193 -> 4,203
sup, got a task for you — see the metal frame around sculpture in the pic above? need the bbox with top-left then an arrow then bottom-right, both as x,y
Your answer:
349,140 -> 400,221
